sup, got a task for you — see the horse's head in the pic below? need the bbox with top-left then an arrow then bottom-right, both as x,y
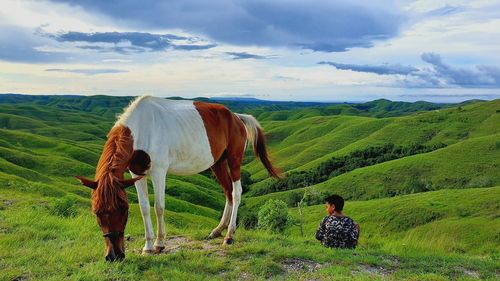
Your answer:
76,175 -> 142,261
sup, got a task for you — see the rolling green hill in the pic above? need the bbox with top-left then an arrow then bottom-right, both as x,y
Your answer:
244,133 -> 500,209
0,94 -> 498,280
244,99 -> 499,186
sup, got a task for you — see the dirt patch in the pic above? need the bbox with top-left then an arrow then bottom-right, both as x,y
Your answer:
218,269 -> 252,281
131,236 -> 227,256
456,267 -> 480,279
382,256 -> 401,267
160,236 -> 190,253
11,275 -> 29,281
281,258 -> 323,273
353,263 -> 394,276
3,200 -> 14,206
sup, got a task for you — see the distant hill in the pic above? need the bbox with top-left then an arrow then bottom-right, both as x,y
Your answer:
1,93 -> 479,120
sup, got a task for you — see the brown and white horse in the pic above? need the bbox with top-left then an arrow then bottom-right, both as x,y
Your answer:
76,95 -> 281,261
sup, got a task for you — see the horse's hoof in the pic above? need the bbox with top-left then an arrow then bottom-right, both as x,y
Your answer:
142,249 -> 155,255
223,238 -> 234,245
207,231 -> 222,239
154,246 -> 165,254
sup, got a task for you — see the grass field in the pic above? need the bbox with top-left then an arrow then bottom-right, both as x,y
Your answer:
0,95 -> 498,280
1,187 -> 498,280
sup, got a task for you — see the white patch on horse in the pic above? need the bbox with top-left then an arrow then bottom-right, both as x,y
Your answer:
225,180 -> 242,243
116,96 -> 214,175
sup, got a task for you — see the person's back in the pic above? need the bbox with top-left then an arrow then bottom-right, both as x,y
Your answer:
316,195 -> 359,249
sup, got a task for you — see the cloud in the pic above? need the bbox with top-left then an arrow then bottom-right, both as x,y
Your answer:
173,44 -> 217,51
419,52 -> 500,88
47,31 -> 216,54
0,24 -> 216,63
45,68 -> 128,75
320,53 -> 500,88
318,61 -> 417,75
424,5 -> 466,17
49,0 -> 404,52
0,24 -> 65,63
226,52 -> 267,60
272,75 -> 299,81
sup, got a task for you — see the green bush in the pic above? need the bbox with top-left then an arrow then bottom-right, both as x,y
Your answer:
257,199 -> 290,232
51,196 -> 78,218
239,208 -> 259,229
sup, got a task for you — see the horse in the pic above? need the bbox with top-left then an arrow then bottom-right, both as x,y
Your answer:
76,95 -> 281,261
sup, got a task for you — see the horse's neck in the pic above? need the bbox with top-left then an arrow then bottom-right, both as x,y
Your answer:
96,125 -> 134,179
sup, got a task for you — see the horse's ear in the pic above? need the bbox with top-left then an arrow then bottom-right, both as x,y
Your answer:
75,176 -> 97,189
119,176 -> 143,189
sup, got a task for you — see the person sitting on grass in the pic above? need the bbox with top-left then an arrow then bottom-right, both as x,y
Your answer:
316,194 -> 360,249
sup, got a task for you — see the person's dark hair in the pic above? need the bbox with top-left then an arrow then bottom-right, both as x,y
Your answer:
325,194 -> 344,211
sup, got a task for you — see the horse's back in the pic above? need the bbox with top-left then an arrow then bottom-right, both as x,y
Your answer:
117,96 -> 215,174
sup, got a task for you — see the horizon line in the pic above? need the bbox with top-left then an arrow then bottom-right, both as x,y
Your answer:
1,92 -> 497,104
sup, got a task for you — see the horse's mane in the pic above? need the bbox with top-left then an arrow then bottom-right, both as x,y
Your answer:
92,125 -> 134,213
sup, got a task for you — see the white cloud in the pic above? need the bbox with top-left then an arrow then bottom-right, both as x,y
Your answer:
0,0 -> 499,102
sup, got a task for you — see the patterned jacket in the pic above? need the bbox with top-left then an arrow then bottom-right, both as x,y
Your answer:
315,215 -> 359,249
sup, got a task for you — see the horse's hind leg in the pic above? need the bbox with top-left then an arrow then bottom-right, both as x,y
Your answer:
224,140 -> 245,245
208,159 -> 233,239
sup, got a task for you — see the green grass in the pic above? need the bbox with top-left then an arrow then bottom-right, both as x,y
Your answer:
1,188 -> 498,280
0,95 -> 499,280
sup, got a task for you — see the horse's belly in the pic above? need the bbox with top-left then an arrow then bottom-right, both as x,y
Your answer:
167,151 -> 213,175
165,135 -> 214,175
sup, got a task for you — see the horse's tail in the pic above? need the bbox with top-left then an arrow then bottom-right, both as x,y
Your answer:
235,114 -> 283,179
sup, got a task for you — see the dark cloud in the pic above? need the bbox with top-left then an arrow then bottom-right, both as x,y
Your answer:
320,53 -> 500,88
173,44 -> 217,51
49,0 -> 404,52
420,52 -> 500,88
226,52 -> 267,60
45,68 -> 128,75
48,31 -> 216,54
318,61 -> 417,75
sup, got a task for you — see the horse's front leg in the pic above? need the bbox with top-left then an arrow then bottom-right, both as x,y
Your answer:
133,172 -> 155,254
151,168 -> 167,252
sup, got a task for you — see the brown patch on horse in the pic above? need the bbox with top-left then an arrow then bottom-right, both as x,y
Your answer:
193,101 -> 231,161
195,100 -> 282,181
194,101 -> 249,181
210,157 -> 233,198
128,150 -> 151,176
92,125 -> 134,214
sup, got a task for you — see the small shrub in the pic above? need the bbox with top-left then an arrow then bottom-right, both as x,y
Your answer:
257,199 -> 290,232
467,176 -> 493,188
51,196 -> 78,218
405,178 -> 433,194
239,204 -> 259,229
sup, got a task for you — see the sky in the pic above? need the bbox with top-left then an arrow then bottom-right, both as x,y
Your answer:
0,0 -> 499,102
